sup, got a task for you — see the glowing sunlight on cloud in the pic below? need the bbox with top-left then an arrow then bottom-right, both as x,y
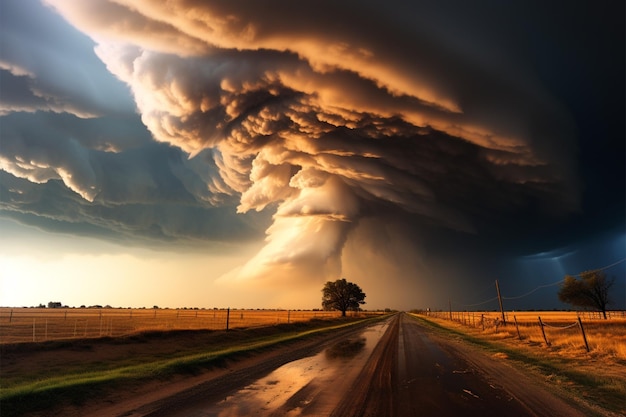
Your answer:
5,1 -> 622,311
38,0 -> 581,293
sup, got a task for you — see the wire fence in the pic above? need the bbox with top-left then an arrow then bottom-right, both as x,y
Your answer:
0,307 -> 379,344
421,309 -> 626,355
427,309 -> 626,323
421,259 -> 626,355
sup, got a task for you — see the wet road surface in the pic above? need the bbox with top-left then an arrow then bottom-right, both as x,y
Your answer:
147,313 -> 587,417
334,313 -> 530,417
150,321 -> 391,417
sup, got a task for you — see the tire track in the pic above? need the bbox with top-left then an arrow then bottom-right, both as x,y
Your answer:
332,313 -> 591,417
330,313 -> 400,417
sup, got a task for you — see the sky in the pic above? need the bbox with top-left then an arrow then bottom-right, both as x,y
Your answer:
0,0 -> 624,311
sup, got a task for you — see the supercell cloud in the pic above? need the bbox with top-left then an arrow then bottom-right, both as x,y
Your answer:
6,0 -> 619,307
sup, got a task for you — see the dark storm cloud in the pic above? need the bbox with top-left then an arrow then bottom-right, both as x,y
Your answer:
0,148 -> 261,245
39,0 -> 588,286
0,1 -> 263,245
2,1 -> 622,304
0,0 -> 136,117
0,107 -> 258,245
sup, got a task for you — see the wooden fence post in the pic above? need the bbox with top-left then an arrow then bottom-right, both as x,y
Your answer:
9,309 -> 12,323
514,315 -> 522,340
226,307 -> 230,331
538,316 -> 550,346
578,317 -> 590,352
481,314 -> 484,331
495,279 -> 506,325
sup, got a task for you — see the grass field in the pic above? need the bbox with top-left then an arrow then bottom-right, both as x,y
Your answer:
0,307 -> 370,344
423,310 -> 626,359
0,315 -> 387,417
413,313 -> 626,415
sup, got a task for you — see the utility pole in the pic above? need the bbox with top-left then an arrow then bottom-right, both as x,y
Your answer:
495,279 -> 506,325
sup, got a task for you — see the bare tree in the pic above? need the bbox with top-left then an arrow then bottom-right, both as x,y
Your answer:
558,270 -> 615,319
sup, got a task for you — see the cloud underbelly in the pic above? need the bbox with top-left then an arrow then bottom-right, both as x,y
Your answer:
36,0 -> 580,284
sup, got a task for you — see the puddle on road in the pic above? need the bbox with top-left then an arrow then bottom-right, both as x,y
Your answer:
174,322 -> 388,417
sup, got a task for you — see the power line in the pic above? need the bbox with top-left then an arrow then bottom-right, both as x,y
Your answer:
456,296 -> 499,308
573,257 -> 626,276
449,257 -> 625,308
503,257 -> 626,301
502,279 -> 563,300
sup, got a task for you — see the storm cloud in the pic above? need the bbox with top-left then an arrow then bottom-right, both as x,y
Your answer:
3,1 -> 622,307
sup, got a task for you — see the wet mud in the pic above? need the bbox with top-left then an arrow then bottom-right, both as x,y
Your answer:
159,322 -> 389,417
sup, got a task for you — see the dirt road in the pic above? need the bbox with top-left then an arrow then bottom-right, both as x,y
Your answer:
137,313 -> 590,417
333,313 -> 588,417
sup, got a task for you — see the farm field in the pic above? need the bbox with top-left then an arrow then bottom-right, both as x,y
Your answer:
0,311 -> 626,417
0,314 -> 386,417
412,312 -> 626,415
422,310 -> 626,359
2,313 -> 616,417
416,310 -> 626,415
0,307 -> 371,344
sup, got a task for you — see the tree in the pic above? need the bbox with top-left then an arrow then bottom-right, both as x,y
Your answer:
322,278 -> 366,316
558,270 -> 615,319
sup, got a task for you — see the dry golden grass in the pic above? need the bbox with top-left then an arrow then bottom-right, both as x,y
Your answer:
0,307 -> 365,343
424,310 -> 626,360
418,311 -> 626,415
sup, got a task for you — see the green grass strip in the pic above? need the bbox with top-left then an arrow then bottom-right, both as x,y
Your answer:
1,316 -> 383,404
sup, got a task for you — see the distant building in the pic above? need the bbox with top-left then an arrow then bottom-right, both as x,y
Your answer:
48,301 -> 62,308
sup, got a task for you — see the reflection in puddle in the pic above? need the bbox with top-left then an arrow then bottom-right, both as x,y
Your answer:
178,322 -> 388,417
325,337 -> 366,359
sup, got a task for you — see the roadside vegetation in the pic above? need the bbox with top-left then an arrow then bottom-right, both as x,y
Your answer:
0,315 -> 386,417
0,307 -> 348,343
411,313 -> 626,416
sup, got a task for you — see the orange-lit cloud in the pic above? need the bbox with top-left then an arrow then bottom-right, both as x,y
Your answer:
38,0 -> 579,288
